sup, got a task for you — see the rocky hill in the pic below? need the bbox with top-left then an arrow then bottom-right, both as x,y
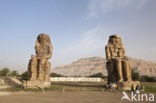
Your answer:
52,57 -> 156,77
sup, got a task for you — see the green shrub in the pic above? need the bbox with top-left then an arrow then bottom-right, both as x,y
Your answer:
88,72 -> 106,79
140,75 -> 156,82
21,71 -> 28,80
0,68 -> 10,76
144,86 -> 156,93
23,88 -> 42,92
11,70 -> 20,77
131,69 -> 140,81
50,72 -> 65,77
44,85 -> 62,91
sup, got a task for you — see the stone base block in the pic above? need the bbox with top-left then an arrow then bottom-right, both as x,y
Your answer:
22,81 -> 51,88
117,81 -> 140,90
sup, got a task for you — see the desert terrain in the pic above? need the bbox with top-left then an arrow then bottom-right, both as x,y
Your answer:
53,57 -> 156,77
0,82 -> 156,103
0,91 -> 155,103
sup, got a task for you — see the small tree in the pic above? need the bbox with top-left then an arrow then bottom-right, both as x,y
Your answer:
88,72 -> 105,78
10,70 -> 20,77
131,69 -> 140,81
0,68 -> 10,76
140,75 -> 156,82
21,71 -> 28,80
50,72 -> 64,77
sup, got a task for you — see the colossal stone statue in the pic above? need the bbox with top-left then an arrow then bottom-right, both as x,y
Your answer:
28,34 -> 52,82
105,35 -> 139,90
24,33 -> 53,88
105,35 -> 131,82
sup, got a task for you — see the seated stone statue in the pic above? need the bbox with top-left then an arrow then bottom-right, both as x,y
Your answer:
28,34 -> 53,82
105,35 -> 131,82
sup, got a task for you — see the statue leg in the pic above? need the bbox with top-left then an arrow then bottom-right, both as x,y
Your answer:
43,60 -> 51,82
129,63 -> 132,80
28,60 -> 31,80
115,59 -> 123,82
28,56 -> 37,81
122,60 -> 131,81
38,59 -> 47,81
107,62 -> 114,82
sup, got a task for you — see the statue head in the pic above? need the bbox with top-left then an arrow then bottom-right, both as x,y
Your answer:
108,35 -> 123,48
35,33 -> 53,59
36,33 -> 51,45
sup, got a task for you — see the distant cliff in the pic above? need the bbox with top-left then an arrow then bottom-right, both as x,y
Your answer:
52,57 -> 156,77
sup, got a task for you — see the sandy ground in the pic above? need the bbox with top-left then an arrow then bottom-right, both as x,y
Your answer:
0,91 -> 155,103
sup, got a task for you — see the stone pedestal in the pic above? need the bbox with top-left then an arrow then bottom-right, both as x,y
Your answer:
117,81 -> 140,90
23,81 -> 51,88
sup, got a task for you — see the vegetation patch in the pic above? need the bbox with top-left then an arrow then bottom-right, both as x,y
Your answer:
144,86 -> 156,93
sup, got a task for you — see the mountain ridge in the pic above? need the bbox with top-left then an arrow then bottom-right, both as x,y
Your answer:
52,57 -> 156,77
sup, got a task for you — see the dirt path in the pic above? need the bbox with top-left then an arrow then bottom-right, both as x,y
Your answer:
0,91 -> 155,103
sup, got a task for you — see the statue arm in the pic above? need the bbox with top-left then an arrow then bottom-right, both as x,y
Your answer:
105,46 -> 111,60
45,45 -> 53,59
35,40 -> 40,55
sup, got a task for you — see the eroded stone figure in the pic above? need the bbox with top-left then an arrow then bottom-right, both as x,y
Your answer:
105,35 -> 131,82
28,34 -> 53,82
28,55 -> 37,81
35,34 -> 52,59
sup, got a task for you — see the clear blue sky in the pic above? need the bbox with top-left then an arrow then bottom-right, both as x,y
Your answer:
0,0 -> 156,73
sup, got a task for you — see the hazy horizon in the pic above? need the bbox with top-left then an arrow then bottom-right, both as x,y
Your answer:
0,0 -> 156,73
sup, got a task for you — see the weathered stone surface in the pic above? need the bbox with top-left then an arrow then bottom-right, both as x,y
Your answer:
0,79 -> 5,86
0,77 -> 22,87
23,81 -> 51,88
24,33 -> 53,88
35,34 -> 52,59
28,55 -> 37,81
105,35 -> 140,90
105,35 -> 132,82
117,81 -> 140,90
